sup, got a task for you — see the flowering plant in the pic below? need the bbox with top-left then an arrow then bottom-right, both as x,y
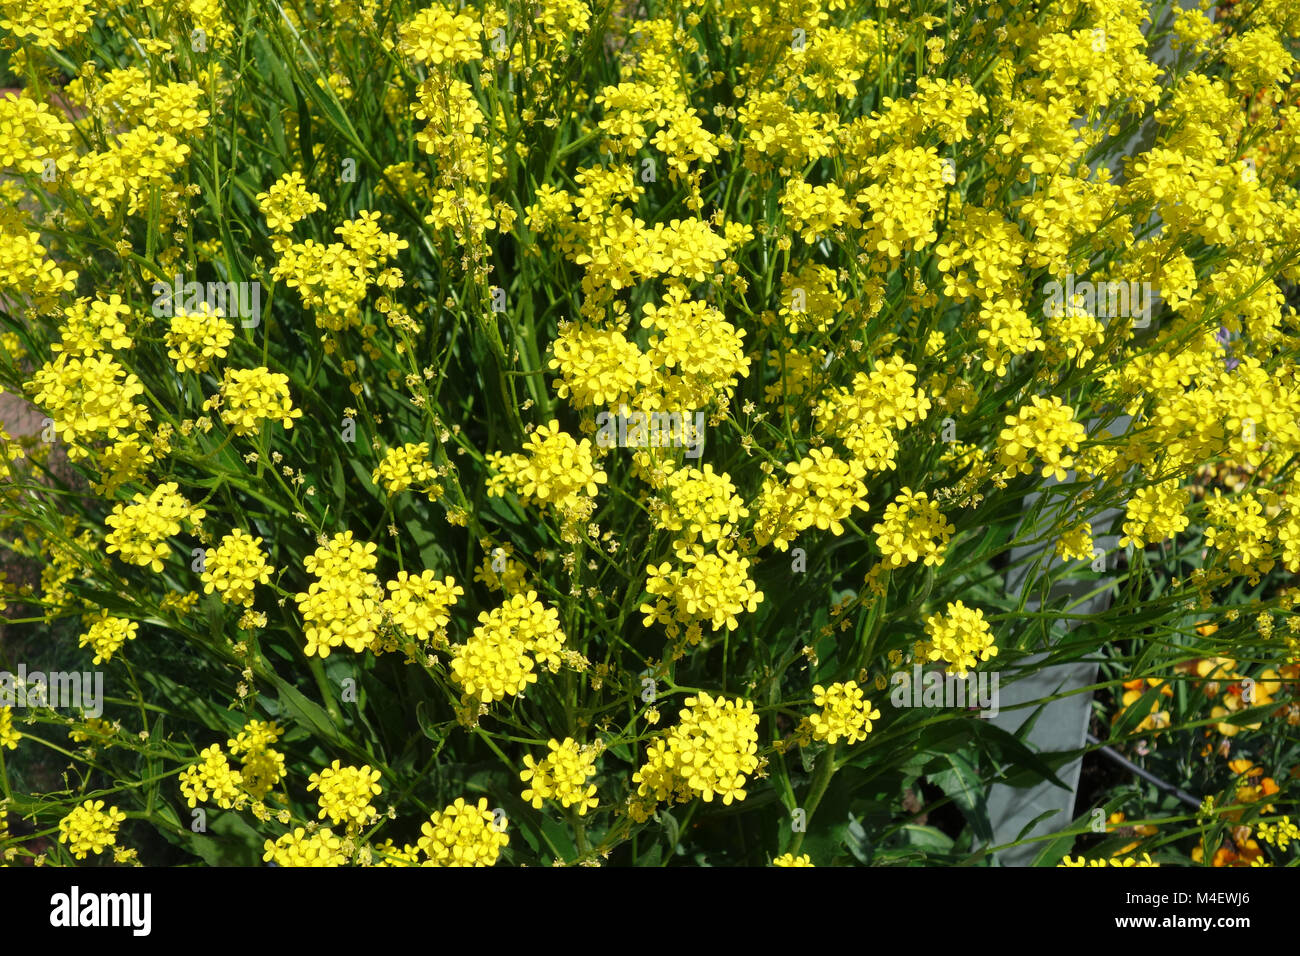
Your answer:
2,0 -> 1300,867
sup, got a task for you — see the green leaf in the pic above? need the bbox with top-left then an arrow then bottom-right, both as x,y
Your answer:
800,768 -> 863,864
1108,679 -> 1167,742
263,668 -> 350,753
1028,828 -> 1078,867
927,751 -> 994,844
157,803 -> 266,866
415,699 -> 445,741
901,824 -> 954,852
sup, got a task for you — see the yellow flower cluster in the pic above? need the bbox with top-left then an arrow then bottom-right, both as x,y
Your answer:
549,323 -> 653,408
373,442 -> 439,495
1256,817 -> 1299,850
227,720 -> 287,800
486,421 -> 607,514
1055,522 -> 1096,563
104,482 -> 207,573
398,3 -> 483,67
1204,491 -> 1275,584
814,356 -> 931,470
255,171 -> 326,233
269,212 -> 410,334
384,570 -> 464,643
214,367 -> 303,436
657,464 -> 749,544
919,602 -> 997,677
778,263 -> 845,334
0,705 -> 19,750
873,488 -> 955,568
57,800 -> 126,860
780,180 -> 861,243
520,738 -> 600,815
855,144 -> 948,258
263,828 -> 348,866
641,546 -> 764,644
296,531 -> 385,658
473,541 -> 529,593
1118,480 -> 1189,549
308,761 -> 383,828
179,744 -> 244,810
418,797 -> 508,866
77,610 -> 139,664
806,681 -> 881,745
51,295 -> 131,356
997,395 -> 1087,482
69,127 -> 191,217
0,92 -> 74,174
182,721 -> 287,810
632,693 -> 760,816
166,304 -> 235,373
1059,853 -> 1159,867
451,591 -> 566,703
754,448 -> 870,550
638,286 -> 752,409
976,297 -> 1043,377
28,352 -> 150,458
201,529 -> 273,608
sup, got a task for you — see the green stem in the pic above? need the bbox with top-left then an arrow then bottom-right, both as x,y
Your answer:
788,742 -> 838,857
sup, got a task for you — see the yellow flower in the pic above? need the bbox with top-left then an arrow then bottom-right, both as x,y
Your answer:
373,442 -> 438,494
657,464 -> 749,544
57,800 -> 127,860
486,421 -> 607,513
451,592 -> 566,704
997,395 -> 1087,483
807,682 -> 881,745
1059,853 -> 1158,867
383,571 -> 463,642
772,852 -> 814,867
1118,480 -> 1189,549
104,482 -> 207,572
263,827 -> 348,866
520,738 -> 600,815
215,367 -> 303,435
919,602 -> 997,676
779,180 -> 861,243
78,610 -> 139,664
255,171 -> 325,233
873,488 -> 954,568
398,4 -> 483,66
201,529 -> 273,607
166,303 -> 234,372
0,706 -> 19,750
28,352 -> 151,457
179,743 -> 245,810
308,761 -> 383,828
295,532 -> 385,658
641,546 -> 764,639
633,692 -> 760,808
549,323 -> 653,408
418,797 -> 508,866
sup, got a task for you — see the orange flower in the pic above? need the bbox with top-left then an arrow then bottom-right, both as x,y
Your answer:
1115,677 -> 1172,733
1192,831 -> 1264,867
